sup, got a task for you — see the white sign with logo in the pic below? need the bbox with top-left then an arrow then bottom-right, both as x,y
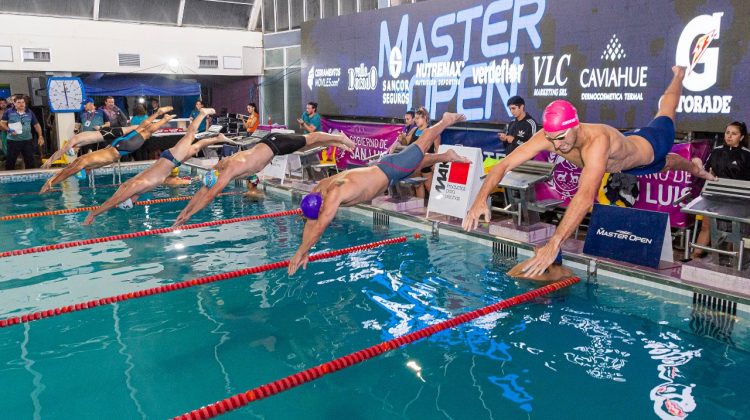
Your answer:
427,145 -> 484,220
260,155 -> 289,184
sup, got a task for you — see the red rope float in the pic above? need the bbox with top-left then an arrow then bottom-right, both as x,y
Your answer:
174,276 -> 580,420
0,208 -> 303,259
0,236 -> 408,329
0,191 -> 245,221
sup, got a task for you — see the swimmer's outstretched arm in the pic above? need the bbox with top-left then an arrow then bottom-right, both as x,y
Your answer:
172,173 -> 234,226
41,131 -> 106,169
288,189 -> 342,275
463,134 -> 550,231
518,143 -> 608,276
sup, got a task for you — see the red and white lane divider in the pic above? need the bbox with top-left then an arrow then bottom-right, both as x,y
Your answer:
0,236 -> 408,329
0,208 -> 303,259
0,191 -> 245,221
174,276 -> 580,420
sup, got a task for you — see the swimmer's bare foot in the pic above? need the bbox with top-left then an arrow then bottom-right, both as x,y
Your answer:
335,132 -> 356,153
444,149 -> 471,163
157,106 -> 174,115
673,65 -> 686,79
162,114 -> 177,122
441,112 -> 467,127
200,108 -> 216,117
691,157 -> 718,181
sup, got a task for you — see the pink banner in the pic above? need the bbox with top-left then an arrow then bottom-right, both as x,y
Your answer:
320,119 -> 403,169
533,141 -> 712,228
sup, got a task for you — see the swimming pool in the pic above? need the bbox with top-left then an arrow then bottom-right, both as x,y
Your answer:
1,173 -> 748,419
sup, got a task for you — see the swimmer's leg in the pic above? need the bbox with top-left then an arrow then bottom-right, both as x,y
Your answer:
302,131 -> 356,153
663,154 -> 717,181
655,66 -> 686,122
42,130 -> 105,169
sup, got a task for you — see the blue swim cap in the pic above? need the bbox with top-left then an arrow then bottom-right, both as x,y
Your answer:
203,170 -> 219,188
300,192 -> 323,219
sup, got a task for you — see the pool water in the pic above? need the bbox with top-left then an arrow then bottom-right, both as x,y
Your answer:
0,175 -> 748,419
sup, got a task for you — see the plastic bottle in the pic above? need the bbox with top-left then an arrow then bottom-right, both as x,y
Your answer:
267,115 -> 272,126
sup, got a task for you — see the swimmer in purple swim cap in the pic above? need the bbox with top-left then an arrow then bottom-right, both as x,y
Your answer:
463,66 -> 716,277
172,131 -> 355,227
288,112 -> 471,276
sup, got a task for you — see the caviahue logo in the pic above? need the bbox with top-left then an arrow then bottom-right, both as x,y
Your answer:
675,12 -> 731,114
579,34 -> 647,102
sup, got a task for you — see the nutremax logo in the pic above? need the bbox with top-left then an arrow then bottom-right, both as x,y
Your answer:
595,228 -> 653,244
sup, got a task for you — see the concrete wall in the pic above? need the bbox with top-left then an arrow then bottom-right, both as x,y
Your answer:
0,14 -> 263,76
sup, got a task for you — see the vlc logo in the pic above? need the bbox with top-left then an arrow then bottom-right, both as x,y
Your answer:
388,47 -> 403,79
675,12 -> 722,92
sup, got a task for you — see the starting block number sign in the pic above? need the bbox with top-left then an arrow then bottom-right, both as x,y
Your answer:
583,204 -> 673,269
427,145 -> 484,220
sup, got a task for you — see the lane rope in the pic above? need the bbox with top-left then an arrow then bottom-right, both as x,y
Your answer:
175,276 -> 580,420
0,236 -> 408,329
0,191 -> 245,221
0,208 -> 303,259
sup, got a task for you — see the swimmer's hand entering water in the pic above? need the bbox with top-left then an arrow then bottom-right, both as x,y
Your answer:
288,251 -> 309,275
514,242 -> 561,277
508,259 -> 573,282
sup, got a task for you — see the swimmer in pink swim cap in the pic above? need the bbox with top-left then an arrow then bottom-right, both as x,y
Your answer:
463,66 -> 716,278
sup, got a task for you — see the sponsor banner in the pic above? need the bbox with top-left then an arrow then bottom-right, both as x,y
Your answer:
302,0 -> 748,131
583,204 -> 673,268
320,118 -> 403,169
532,141 -> 711,228
427,145 -> 484,220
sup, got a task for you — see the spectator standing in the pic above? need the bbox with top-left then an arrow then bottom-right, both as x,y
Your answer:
78,98 -> 109,133
101,96 -> 129,128
0,96 -> 44,169
499,96 -> 538,155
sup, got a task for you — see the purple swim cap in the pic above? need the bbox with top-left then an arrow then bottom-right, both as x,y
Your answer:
300,192 -> 323,219
543,100 -> 579,133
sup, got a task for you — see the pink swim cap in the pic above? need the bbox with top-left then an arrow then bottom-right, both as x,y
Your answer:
543,100 -> 579,133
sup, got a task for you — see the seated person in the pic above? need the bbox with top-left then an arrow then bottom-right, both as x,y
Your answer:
172,131 -> 356,226
287,112 -> 469,275
691,121 -> 750,258
82,108 -> 228,225
41,111 -> 176,193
